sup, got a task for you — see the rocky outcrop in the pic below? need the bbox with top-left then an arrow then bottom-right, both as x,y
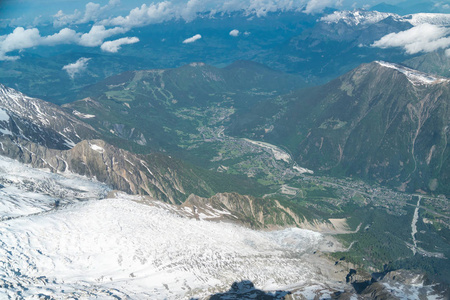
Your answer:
182,192 -> 305,228
0,136 -> 213,204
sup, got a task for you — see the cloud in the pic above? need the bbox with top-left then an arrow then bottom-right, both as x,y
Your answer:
101,36 -> 139,52
53,9 -> 82,27
0,25 -> 127,60
62,57 -> 91,79
43,28 -> 80,45
102,2 -> 175,28
229,29 -> 240,37
183,34 -> 202,44
53,0 -> 121,27
446,48 -> 450,57
101,0 -> 343,29
79,25 -> 127,47
372,23 -> 450,54
304,0 -> 334,14
0,27 -> 48,60
0,27 -> 42,60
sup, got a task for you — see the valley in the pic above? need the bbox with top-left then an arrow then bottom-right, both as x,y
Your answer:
0,2 -> 449,298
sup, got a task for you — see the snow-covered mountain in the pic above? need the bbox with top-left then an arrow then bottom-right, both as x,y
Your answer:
320,10 -> 402,26
376,60 -> 450,85
0,84 -> 97,149
320,10 -> 450,27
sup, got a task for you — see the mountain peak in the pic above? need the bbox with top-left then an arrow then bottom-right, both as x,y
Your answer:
320,9 -> 401,26
375,61 -> 450,85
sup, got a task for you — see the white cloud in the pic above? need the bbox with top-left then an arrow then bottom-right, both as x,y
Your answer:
101,0 -> 343,29
229,29 -> 240,37
446,48 -> 450,57
102,2 -> 175,28
79,25 -> 127,47
62,57 -> 91,79
372,23 -> 450,54
304,0 -> 334,14
53,9 -> 82,27
0,27 -> 42,60
53,0 -> 121,27
101,37 -> 139,53
0,24 -> 128,60
183,34 -> 202,44
43,28 -> 80,45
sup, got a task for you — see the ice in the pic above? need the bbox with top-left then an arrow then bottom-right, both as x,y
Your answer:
0,155 -> 341,299
0,196 -> 338,299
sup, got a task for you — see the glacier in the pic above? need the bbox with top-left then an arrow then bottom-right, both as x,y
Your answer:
0,155 -> 345,299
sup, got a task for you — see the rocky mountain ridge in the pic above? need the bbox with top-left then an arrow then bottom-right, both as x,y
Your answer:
0,84 -> 97,149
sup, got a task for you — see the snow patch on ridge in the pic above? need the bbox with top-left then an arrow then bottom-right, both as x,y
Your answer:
376,61 -> 450,85
0,108 -> 9,122
89,143 -> 104,153
72,110 -> 95,119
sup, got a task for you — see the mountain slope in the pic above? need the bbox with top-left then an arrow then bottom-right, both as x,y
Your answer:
403,49 -> 450,78
0,136 -> 270,204
232,61 -> 450,195
0,84 -> 98,149
0,82 -> 271,203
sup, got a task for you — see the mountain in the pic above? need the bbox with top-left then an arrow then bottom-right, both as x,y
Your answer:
403,49 -> 450,78
281,10 -> 414,82
1,155 -> 445,299
63,61 -> 306,152
0,84 -> 98,149
370,2 -> 405,15
372,1 -> 450,15
0,83 -> 271,203
230,61 -> 450,195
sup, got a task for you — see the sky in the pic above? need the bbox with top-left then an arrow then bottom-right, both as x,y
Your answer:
0,0 -> 449,62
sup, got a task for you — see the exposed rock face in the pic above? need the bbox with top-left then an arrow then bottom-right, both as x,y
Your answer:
0,136 -> 212,204
183,192 -> 305,228
0,84 -> 97,149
